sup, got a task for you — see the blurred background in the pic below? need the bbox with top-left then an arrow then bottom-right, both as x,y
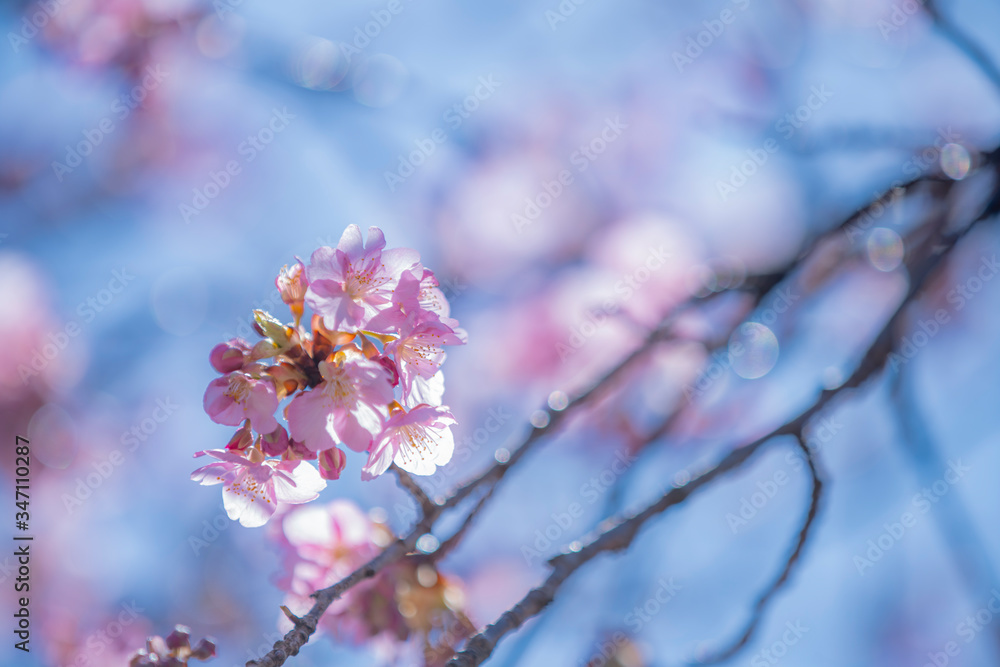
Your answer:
2,0 -> 1000,665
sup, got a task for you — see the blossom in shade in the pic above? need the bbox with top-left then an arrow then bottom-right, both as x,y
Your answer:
129,625 -> 216,666
363,404 -> 456,479
190,449 -> 326,527
285,349 -> 394,453
270,500 -> 474,655
203,372 -> 279,434
305,225 -> 420,332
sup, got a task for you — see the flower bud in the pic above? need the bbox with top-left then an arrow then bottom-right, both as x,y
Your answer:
190,638 -> 216,660
318,447 -> 347,480
262,425 -> 291,457
276,260 -> 308,317
225,421 -> 253,451
209,339 -> 249,373
164,625 -> 191,651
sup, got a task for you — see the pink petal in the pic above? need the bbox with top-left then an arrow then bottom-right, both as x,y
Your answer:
272,460 -> 326,504
287,390 -> 338,452
361,439 -> 395,480
337,224 -> 366,259
223,469 -> 278,528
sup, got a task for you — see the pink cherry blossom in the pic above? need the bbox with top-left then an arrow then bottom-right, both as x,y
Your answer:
363,404 -> 456,479
285,350 -> 394,453
416,268 -> 450,318
190,449 -> 326,528
203,372 -> 279,433
269,501 -> 385,640
365,268 -> 467,336
386,315 -> 465,398
305,225 -> 419,332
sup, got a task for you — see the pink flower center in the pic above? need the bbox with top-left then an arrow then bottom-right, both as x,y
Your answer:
321,369 -> 355,405
394,424 -> 441,467
226,374 -> 252,403
344,260 -> 389,301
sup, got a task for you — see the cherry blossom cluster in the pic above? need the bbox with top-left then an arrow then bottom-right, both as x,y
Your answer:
270,501 -> 475,664
129,626 -> 216,666
192,225 -> 466,527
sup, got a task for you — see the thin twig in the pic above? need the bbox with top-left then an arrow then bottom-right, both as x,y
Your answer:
694,434 -> 823,664
392,463 -> 436,518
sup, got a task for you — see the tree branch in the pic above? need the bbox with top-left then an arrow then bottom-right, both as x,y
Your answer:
444,164 -> 1000,667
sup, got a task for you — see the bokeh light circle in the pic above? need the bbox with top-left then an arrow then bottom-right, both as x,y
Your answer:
530,410 -> 550,428
352,54 -> 408,108
866,227 -> 904,272
27,403 -> 78,469
728,322 -> 780,380
547,390 -> 568,411
293,37 -> 350,91
940,143 -> 971,180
